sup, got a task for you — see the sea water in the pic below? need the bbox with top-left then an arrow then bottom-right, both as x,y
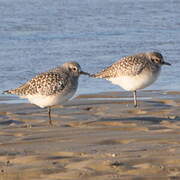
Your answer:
0,0 -> 179,103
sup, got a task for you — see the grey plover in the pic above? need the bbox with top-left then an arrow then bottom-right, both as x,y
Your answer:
4,62 -> 89,125
91,52 -> 171,107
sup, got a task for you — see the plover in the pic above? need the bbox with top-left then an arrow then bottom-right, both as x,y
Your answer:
4,62 -> 89,125
91,52 -> 171,107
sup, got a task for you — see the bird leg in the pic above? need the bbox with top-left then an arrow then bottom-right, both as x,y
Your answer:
48,107 -> 52,125
133,91 -> 137,107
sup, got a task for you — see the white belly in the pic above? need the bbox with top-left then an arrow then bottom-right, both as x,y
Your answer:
108,70 -> 160,91
24,90 -> 76,108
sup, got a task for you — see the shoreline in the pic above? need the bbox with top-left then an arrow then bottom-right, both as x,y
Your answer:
1,89 -> 179,104
0,90 -> 180,179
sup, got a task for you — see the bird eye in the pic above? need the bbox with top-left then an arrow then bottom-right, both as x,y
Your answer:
72,67 -> 77,71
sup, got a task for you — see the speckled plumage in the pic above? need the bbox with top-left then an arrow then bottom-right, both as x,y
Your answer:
6,72 -> 68,96
93,52 -> 161,79
5,62 -> 82,97
91,52 -> 171,107
4,61 -> 89,125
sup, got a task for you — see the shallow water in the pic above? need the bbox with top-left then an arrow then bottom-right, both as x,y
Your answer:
0,0 -> 179,102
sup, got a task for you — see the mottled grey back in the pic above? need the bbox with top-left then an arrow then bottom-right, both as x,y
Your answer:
5,71 -> 69,96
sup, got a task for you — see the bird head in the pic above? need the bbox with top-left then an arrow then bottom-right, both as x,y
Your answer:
147,52 -> 171,66
63,62 -> 90,77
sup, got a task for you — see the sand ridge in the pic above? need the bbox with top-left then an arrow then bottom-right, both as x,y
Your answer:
0,90 -> 180,179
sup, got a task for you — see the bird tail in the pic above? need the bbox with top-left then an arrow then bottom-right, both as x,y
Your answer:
90,73 -> 102,78
90,64 -> 113,79
90,73 -> 98,78
3,89 -> 15,95
90,71 -> 109,79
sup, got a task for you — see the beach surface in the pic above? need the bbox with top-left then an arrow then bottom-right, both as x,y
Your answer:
0,90 -> 180,180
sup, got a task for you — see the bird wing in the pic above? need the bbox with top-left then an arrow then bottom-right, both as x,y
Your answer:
5,72 -> 69,96
92,55 -> 148,79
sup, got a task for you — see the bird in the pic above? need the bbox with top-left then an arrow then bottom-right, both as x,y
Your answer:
3,62 -> 89,125
91,52 -> 171,107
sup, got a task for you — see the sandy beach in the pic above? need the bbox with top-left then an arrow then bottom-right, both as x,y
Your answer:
0,90 -> 180,180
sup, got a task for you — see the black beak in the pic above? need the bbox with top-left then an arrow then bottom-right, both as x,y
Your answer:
163,61 -> 171,66
80,71 -> 90,76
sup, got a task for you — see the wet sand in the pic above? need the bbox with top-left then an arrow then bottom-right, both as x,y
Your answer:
0,90 -> 180,180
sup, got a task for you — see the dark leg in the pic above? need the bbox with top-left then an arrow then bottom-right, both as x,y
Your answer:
133,91 -> 137,107
48,107 -> 52,125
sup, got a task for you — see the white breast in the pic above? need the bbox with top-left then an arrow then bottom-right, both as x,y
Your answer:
24,90 -> 76,108
108,70 -> 160,91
